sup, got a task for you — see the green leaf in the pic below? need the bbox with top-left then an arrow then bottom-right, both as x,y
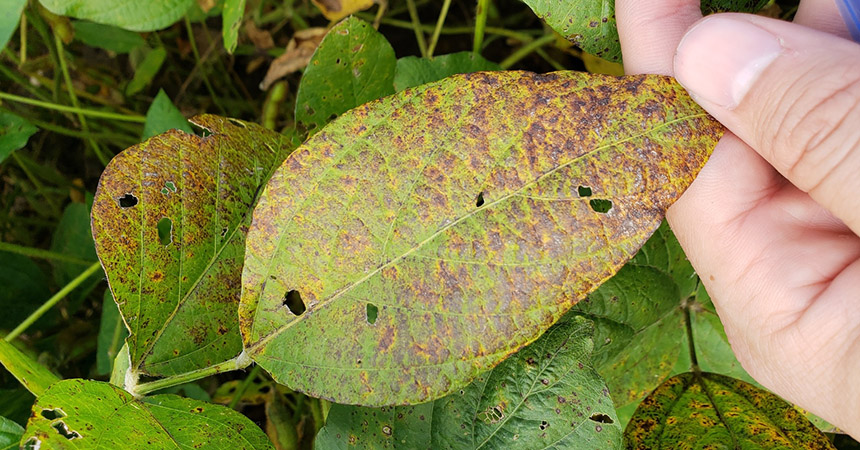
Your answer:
72,21 -> 144,53
222,0 -> 245,54
624,372 -> 834,449
91,115 -> 290,377
0,415 -> 24,450
96,290 -> 129,376
38,0 -> 194,32
21,379 -> 274,449
126,46 -> 167,96
142,89 -> 193,140
50,203 -> 103,305
295,16 -> 395,133
393,52 -> 501,92
0,340 -> 60,397
0,0 -> 26,53
631,221 -> 697,298
521,0 -> 770,62
315,316 -> 621,449
240,71 -> 723,406
0,251 -> 52,332
0,110 -> 38,164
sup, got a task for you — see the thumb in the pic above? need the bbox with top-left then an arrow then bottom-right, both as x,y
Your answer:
674,14 -> 860,234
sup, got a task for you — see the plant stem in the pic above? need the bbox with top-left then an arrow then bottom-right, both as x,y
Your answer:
405,0 -> 428,58
0,241 -> 95,265
426,0 -> 451,58
0,92 -> 147,122
54,33 -> 110,166
683,300 -> 699,370
366,15 -> 537,43
4,261 -> 102,342
473,0 -> 490,54
228,364 -> 262,410
499,34 -> 555,69
131,352 -> 252,397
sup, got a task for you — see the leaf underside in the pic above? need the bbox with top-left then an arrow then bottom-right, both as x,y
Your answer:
240,70 -> 723,406
91,115 -> 289,377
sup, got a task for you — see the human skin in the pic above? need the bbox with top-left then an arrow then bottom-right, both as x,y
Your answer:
616,0 -> 860,437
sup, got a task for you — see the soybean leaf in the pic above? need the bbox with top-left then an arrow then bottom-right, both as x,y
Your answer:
0,340 -> 60,397
91,115 -> 290,377
0,0 -> 26,54
0,388 -> 32,429
21,379 -> 274,449
240,71 -> 723,406
126,46 -> 167,96
38,0 -> 193,32
142,89 -> 193,141
72,21 -> 144,53
0,110 -> 38,164
521,0 -> 770,62
315,316 -> 621,449
0,251 -> 52,331
294,16 -> 395,133
222,0 -> 245,54
0,415 -> 23,450
630,221 -> 697,298
394,52 -> 500,92
96,290 -> 129,376
624,372 -> 834,449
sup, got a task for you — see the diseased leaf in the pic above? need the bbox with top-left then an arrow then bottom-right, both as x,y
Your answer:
0,0 -> 26,55
394,52 -> 501,92
0,340 -> 60,397
521,0 -> 770,62
39,0 -> 193,32
294,16 -> 395,133
312,0 -> 375,22
0,110 -> 38,164
0,415 -> 23,450
96,290 -> 129,376
241,71 -> 723,406
91,115 -> 290,377
72,21 -> 145,53
315,316 -> 621,449
142,89 -> 193,141
21,379 -> 274,449
624,372 -> 834,449
222,0 -> 246,54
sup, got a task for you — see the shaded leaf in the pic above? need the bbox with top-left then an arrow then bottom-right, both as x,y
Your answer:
96,290 -> 129,376
240,71 -> 723,406
0,340 -> 60,397
91,115 -> 290,377
72,21 -> 144,53
0,415 -> 23,450
630,221 -> 697,299
126,46 -> 167,96
315,316 -> 621,449
294,17 -> 395,133
0,251 -> 51,332
50,203 -> 103,307
0,388 -> 33,429
21,379 -> 274,449
393,52 -> 501,92
222,0 -> 245,54
142,89 -> 193,141
0,0 -> 26,55
581,52 -> 624,76
39,0 -> 193,32
312,0 -> 375,22
0,110 -> 38,164
624,372 -> 834,449
522,0 -> 770,62
108,343 -> 129,387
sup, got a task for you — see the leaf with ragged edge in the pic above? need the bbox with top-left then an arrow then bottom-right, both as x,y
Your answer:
0,416 -> 23,450
0,110 -> 38,164
21,379 -> 274,450
240,71 -> 723,406
624,372 -> 834,449
521,0 -> 770,62
91,115 -> 290,377
294,16 -> 395,133
315,316 -> 621,449
394,52 -> 501,92
0,340 -> 60,397
38,0 -> 193,32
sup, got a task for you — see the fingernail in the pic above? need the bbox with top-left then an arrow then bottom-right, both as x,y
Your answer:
675,16 -> 784,109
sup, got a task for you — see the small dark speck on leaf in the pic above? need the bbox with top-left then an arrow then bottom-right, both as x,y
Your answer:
119,193 -> 138,208
284,290 -> 306,316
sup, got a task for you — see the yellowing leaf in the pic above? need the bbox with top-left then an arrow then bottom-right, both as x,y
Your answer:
240,71 -> 723,406
312,0 -> 375,22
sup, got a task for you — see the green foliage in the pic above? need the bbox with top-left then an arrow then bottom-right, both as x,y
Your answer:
95,290 -> 128,376
126,46 -> 167,96
71,21 -> 145,53
0,252 -> 51,331
222,0 -> 246,54
142,89 -> 193,140
39,0 -> 194,32
0,111 -> 37,164
394,52 -> 501,91
0,340 -> 60,396
0,416 -> 24,450
0,0 -> 26,61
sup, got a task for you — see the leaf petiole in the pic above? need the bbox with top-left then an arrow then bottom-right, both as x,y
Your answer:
130,351 -> 253,397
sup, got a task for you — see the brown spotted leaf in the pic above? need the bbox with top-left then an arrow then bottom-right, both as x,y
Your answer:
624,372 -> 834,449
240,71 -> 723,406
92,115 -> 290,377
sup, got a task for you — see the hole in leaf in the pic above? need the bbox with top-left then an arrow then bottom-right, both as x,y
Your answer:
539,420 -> 549,430
328,114 -> 338,122
475,192 -> 485,207
51,421 -> 81,440
283,290 -> 306,316
165,181 -> 177,192
157,218 -> 173,246
589,413 -> 614,424
577,185 -> 592,197
221,227 -> 229,237
119,193 -> 138,208
23,437 -> 40,450
40,408 -> 66,420
228,118 -> 247,128
589,199 -> 612,213
366,303 -> 378,324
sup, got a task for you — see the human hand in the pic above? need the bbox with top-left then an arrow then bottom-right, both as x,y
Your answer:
616,0 -> 860,437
